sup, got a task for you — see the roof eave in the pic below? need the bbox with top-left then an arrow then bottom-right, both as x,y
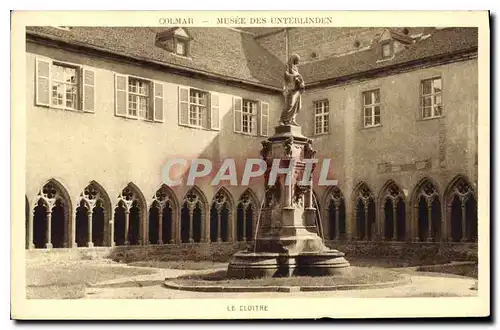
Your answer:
305,47 -> 478,90
26,32 -> 283,94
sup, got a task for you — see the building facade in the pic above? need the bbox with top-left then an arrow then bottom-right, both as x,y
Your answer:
25,26 -> 478,250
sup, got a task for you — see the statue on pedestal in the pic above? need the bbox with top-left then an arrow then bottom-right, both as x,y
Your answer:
279,54 -> 305,126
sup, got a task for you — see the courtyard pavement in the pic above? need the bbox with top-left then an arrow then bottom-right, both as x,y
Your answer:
83,264 -> 478,299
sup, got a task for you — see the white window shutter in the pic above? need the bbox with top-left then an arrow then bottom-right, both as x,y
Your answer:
233,96 -> 242,133
153,82 -> 164,122
210,92 -> 220,130
259,101 -> 269,137
114,74 -> 128,117
35,58 -> 51,107
178,86 -> 189,126
82,68 -> 95,113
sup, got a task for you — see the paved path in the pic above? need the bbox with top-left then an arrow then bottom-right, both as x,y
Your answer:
84,266 -> 478,299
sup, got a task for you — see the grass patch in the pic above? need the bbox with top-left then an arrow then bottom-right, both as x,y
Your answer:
26,262 -> 156,299
170,267 -> 403,287
416,262 -> 478,278
128,260 -> 227,270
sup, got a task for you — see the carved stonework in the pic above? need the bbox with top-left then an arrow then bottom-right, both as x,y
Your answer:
329,186 -> 344,208
260,141 -> 272,162
420,181 -> 438,203
387,182 -> 403,201
304,139 -> 317,159
452,178 -> 473,203
184,189 -> 201,210
357,184 -> 373,207
284,137 -> 294,157
213,190 -> 228,210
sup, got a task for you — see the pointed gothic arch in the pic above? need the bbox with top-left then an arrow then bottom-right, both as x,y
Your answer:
352,182 -> 375,241
209,187 -> 234,243
113,182 -> 147,246
75,181 -> 112,247
444,175 -> 477,242
323,186 -> 346,240
411,177 -> 441,242
378,180 -> 407,241
149,184 -> 179,244
30,179 -> 73,249
180,186 -> 208,243
236,188 -> 259,242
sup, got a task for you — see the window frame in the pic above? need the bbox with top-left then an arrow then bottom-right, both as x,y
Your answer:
313,99 -> 330,136
50,61 -> 80,111
240,99 -> 259,136
362,89 -> 382,128
380,40 -> 394,59
420,76 -> 443,120
174,36 -> 190,57
127,75 -> 153,120
187,88 -> 209,128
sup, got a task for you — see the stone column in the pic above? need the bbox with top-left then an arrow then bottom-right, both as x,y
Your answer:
392,202 -> 397,241
242,208 -> 247,242
124,209 -> 130,245
334,206 -> 340,240
363,204 -> 369,240
461,201 -> 467,242
217,211 -> 222,242
28,207 -> 34,249
46,209 -> 53,249
109,214 -> 115,247
87,208 -> 94,247
426,203 -> 433,242
158,206 -> 164,245
188,208 -> 194,243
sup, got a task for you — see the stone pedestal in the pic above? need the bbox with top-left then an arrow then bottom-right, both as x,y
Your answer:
227,125 -> 350,278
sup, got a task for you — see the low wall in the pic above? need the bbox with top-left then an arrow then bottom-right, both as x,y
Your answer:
25,241 -> 478,264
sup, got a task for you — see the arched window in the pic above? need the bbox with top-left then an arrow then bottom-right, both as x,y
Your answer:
149,185 -> 177,244
446,177 -> 477,242
325,186 -> 346,240
180,187 -> 206,243
114,184 -> 146,246
236,189 -> 258,242
210,188 -> 233,242
31,180 -> 72,249
414,180 -> 441,242
380,181 -> 406,241
354,183 -> 375,241
76,182 -> 112,247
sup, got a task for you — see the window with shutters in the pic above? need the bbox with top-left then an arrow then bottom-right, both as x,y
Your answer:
233,97 -> 268,137
241,99 -> 258,135
314,100 -> 329,135
362,89 -> 381,128
35,57 -> 95,113
114,74 -> 164,122
420,77 -> 442,119
189,89 -> 208,128
128,77 -> 151,119
178,87 -> 217,130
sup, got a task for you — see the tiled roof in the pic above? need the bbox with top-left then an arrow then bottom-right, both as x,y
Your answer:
300,27 -> 478,85
26,26 -> 285,90
26,27 -> 477,90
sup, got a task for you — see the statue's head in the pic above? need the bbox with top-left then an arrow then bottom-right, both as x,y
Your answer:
288,54 -> 300,66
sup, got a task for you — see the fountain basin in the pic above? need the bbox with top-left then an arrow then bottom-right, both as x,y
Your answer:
227,249 -> 350,279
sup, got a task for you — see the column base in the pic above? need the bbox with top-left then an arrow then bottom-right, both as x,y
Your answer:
157,240 -> 164,245
45,243 -> 53,249
87,242 -> 94,248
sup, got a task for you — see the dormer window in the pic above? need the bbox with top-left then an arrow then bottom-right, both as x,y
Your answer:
175,38 -> 188,56
381,41 -> 393,59
155,27 -> 192,57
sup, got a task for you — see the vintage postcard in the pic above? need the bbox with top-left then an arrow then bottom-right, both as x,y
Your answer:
11,10 -> 490,320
